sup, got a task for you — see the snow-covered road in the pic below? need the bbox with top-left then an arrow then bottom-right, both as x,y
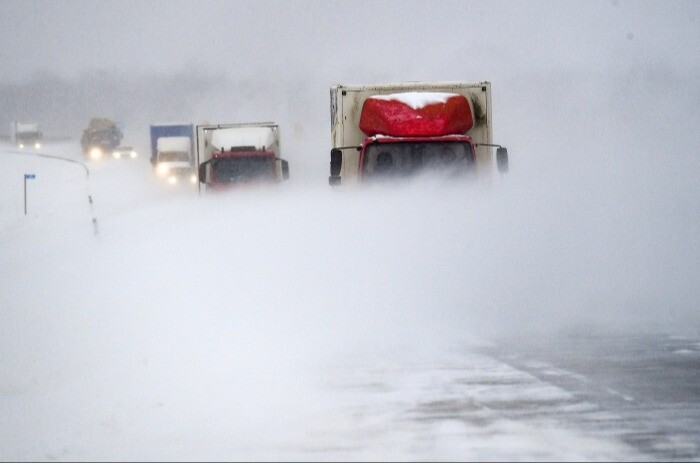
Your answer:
1,141 -> 698,461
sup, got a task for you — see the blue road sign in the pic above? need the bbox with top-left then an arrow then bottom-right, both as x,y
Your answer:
25,174 -> 36,179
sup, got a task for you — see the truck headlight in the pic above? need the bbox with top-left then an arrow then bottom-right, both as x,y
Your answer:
130,150 -> 138,159
157,164 -> 169,176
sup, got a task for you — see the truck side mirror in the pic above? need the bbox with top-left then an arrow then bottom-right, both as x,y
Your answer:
281,159 -> 290,180
198,160 -> 210,184
330,149 -> 342,177
497,147 -> 509,173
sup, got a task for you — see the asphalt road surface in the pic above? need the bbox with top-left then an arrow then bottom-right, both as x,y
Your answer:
302,332 -> 700,461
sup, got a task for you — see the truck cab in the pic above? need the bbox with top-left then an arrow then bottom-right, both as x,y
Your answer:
13,122 -> 43,149
81,118 -> 123,160
329,82 -> 508,186
197,123 -> 289,192
155,136 -> 197,185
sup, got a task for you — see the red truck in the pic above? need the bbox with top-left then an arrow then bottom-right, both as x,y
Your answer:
196,123 -> 289,192
328,81 -> 508,185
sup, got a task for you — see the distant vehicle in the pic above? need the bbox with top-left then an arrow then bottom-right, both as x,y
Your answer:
196,122 -> 290,192
149,123 -> 196,185
11,122 -> 43,149
112,145 -> 138,160
81,118 -> 123,160
328,81 -> 508,186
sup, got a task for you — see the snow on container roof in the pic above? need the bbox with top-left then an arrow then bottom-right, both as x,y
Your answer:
370,92 -> 457,110
211,126 -> 276,151
88,118 -> 117,129
157,136 -> 191,152
359,92 -> 473,137
16,122 -> 39,131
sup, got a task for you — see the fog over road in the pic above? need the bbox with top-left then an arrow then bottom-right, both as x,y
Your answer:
1,142 -> 698,460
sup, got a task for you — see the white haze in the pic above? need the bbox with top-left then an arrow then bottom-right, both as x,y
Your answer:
1,0 -> 700,460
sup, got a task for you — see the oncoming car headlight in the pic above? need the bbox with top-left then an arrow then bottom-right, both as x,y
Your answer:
113,151 -> 122,159
190,174 -> 197,184
34,143 -> 41,149
168,176 -> 178,185
130,150 -> 138,159
89,147 -> 103,160
157,164 -> 170,176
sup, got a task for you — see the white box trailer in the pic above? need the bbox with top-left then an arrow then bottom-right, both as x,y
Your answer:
329,81 -> 508,185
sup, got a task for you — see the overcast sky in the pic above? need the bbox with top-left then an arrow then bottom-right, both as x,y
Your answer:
1,0 -> 698,84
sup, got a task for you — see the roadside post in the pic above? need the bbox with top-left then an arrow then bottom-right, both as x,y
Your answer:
24,173 -> 35,215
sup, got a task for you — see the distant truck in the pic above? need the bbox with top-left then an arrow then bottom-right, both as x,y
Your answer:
196,122 -> 290,191
81,118 -> 123,160
328,81 -> 508,186
149,123 -> 196,185
11,122 -> 43,149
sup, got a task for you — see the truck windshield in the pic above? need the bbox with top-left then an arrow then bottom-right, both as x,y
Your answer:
91,130 -> 120,143
17,131 -> 42,140
212,156 -> 275,183
363,142 -> 475,179
158,151 -> 190,163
